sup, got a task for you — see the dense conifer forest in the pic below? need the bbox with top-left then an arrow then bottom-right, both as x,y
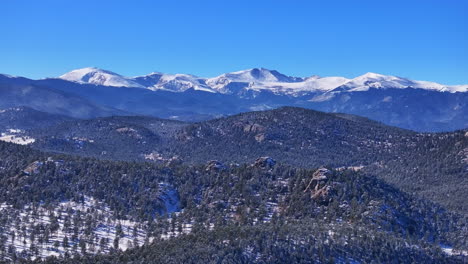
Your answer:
25,107 -> 468,213
0,138 -> 467,262
0,107 -> 466,262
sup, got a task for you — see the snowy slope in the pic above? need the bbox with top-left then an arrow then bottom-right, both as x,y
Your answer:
56,68 -> 468,94
246,76 -> 351,95
133,73 -> 215,92
334,72 -> 468,93
59,67 -> 145,88
207,68 -> 303,84
206,68 -> 305,94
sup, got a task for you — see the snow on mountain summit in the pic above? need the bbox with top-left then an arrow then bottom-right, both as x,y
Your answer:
221,68 -> 304,83
131,72 -> 215,93
334,72 -> 467,93
206,68 -> 307,94
207,68 -> 303,87
59,67 -> 145,88
55,68 -> 467,94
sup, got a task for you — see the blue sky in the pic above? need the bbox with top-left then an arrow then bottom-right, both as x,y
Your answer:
1,0 -> 467,84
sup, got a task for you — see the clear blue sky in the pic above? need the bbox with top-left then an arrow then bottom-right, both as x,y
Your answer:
1,0 -> 467,84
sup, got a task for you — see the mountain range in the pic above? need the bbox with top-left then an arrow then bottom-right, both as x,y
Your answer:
0,87 -> 467,262
1,67 -> 467,132
58,67 -> 467,94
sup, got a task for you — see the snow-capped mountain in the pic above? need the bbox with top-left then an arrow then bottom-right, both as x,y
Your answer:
206,68 -> 348,95
59,67 -> 145,88
57,67 -> 468,94
333,72 -> 468,93
207,68 -> 304,85
1,67 -> 466,132
133,73 -> 215,92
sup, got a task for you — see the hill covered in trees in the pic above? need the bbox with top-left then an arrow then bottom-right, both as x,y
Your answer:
0,141 -> 467,262
22,107 -> 468,213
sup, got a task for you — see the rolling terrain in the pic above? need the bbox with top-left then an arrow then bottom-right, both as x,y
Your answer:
0,141 -> 466,262
1,107 -> 467,214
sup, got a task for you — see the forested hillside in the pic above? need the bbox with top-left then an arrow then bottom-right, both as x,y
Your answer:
4,107 -> 465,214
0,141 -> 467,262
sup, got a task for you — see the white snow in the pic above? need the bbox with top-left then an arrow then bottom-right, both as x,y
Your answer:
0,129 -> 35,145
440,245 -> 468,256
336,72 -> 467,93
207,68 -> 301,84
54,67 -> 468,95
0,134 -> 35,145
0,197 -> 156,260
59,67 -> 145,88
144,73 -> 215,93
252,76 -> 350,94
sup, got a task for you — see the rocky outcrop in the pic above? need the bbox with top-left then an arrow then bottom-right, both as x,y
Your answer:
252,157 -> 276,168
312,185 -> 332,201
304,167 -> 330,192
304,167 -> 333,204
243,123 -> 265,133
116,127 -> 143,139
255,133 -> 266,142
23,161 -> 44,175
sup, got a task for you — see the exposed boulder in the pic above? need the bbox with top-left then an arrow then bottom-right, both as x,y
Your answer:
252,157 -> 276,168
311,185 -> 333,202
243,123 -> 265,133
116,127 -> 142,139
304,167 -> 330,192
255,133 -> 265,142
313,167 -> 330,181
304,167 -> 334,204
23,161 -> 44,175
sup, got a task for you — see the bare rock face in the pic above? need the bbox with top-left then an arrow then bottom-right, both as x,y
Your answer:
116,127 -> 142,139
305,167 -> 330,192
243,123 -> 265,133
304,167 -> 334,204
312,167 -> 330,181
206,160 -> 227,172
255,133 -> 265,142
252,157 -> 276,168
312,185 -> 332,201
23,161 -> 44,175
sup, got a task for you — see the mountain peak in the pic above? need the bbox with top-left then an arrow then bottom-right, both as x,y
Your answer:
211,68 -> 304,84
59,67 -> 144,88
357,72 -> 391,80
46,68 -> 468,94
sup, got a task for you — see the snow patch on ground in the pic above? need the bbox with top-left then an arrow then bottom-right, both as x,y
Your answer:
0,197 -> 150,260
0,189 -> 179,262
0,129 -> 35,145
440,244 -> 468,256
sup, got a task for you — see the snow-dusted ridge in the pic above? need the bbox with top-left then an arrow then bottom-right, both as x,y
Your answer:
54,67 -> 468,94
333,72 -> 467,93
59,67 -> 145,88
